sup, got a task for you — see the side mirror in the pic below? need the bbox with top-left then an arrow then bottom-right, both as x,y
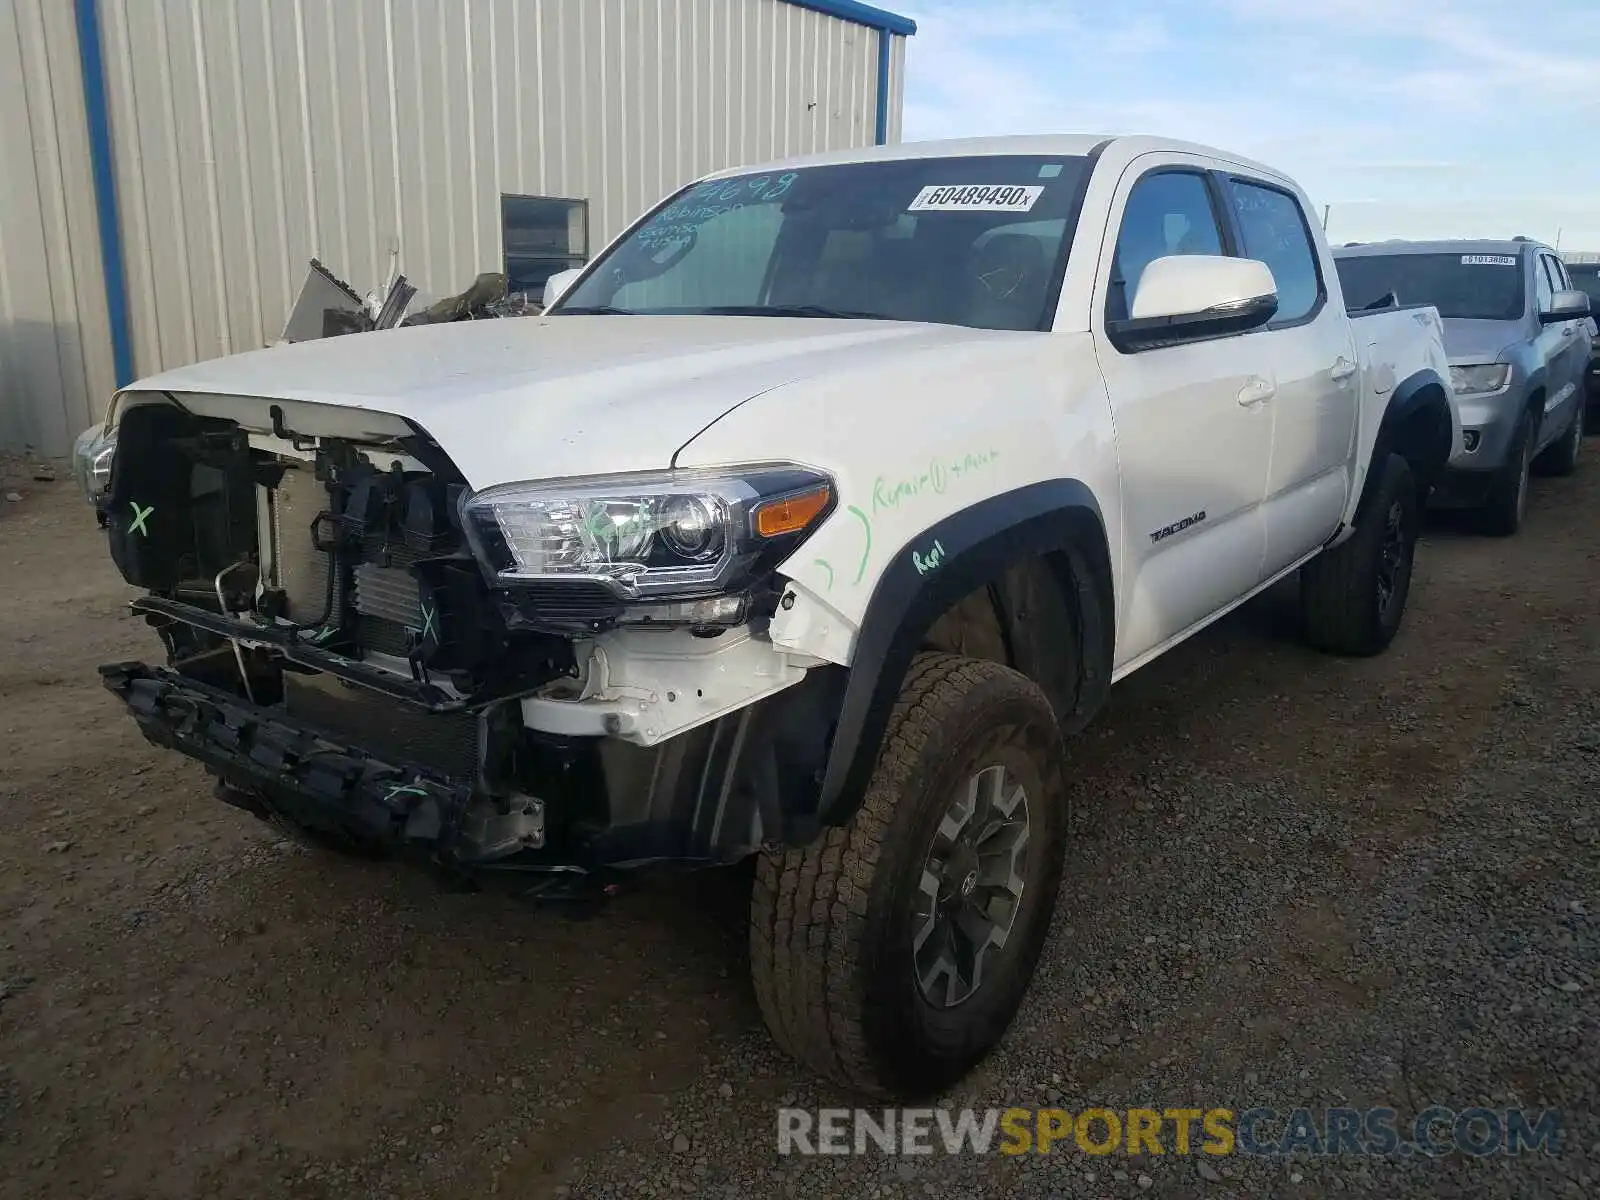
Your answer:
542,267 -> 584,309
1112,255 -> 1279,350
1542,289 -> 1592,323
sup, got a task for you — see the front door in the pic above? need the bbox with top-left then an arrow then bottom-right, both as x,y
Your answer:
1536,252 -> 1586,445
1090,158 -> 1273,670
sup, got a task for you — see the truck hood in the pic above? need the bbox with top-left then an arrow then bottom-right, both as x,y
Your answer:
1439,318 -> 1520,366
117,316 -> 996,488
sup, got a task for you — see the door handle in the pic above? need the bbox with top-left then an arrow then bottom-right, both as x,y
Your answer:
1237,377 -> 1275,407
1330,356 -> 1358,382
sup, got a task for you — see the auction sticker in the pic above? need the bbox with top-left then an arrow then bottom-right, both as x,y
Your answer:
909,184 -> 1043,213
1461,254 -> 1517,266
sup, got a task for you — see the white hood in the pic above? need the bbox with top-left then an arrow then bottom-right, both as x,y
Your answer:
117,316 -> 1002,487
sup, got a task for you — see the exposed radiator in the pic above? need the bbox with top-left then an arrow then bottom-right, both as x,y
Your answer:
272,467 -> 330,621
284,670 -> 480,777
353,562 -> 424,628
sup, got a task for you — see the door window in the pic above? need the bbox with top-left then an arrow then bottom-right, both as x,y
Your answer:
1225,179 -> 1324,325
1107,171 -> 1225,323
1534,253 -> 1554,312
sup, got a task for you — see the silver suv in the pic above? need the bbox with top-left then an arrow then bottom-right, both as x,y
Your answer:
1334,238 -> 1592,535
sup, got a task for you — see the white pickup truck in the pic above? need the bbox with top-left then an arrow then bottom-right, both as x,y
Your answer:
96,134 -> 1454,1098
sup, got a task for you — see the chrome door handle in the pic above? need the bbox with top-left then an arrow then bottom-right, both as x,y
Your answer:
1237,377 -> 1276,407
1330,356 -> 1358,382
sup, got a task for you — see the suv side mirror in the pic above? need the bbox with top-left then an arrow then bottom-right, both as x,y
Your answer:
1111,255 -> 1279,350
543,267 -> 584,309
1542,289 -> 1592,323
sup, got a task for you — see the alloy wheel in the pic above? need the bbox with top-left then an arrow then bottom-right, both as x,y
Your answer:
911,763 -> 1031,1009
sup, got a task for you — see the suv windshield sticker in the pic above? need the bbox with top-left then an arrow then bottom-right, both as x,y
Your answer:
908,185 -> 1044,213
1461,255 -> 1518,266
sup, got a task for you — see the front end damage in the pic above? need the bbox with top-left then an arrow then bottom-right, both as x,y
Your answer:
98,392 -> 843,887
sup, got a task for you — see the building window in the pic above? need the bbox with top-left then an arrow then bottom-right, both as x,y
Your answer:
501,195 -> 588,295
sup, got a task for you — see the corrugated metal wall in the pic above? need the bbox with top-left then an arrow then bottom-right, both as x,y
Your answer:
1,0 -> 908,456
97,0 -> 896,384
0,0 -> 116,454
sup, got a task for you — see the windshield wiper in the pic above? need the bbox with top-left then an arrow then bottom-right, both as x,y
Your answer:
554,305 -> 636,315
697,304 -> 896,321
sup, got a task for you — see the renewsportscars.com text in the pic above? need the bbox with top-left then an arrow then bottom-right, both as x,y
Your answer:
777,1106 -> 1562,1159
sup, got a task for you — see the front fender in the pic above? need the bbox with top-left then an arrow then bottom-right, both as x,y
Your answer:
785,480 -> 1115,835
1341,367 -> 1454,536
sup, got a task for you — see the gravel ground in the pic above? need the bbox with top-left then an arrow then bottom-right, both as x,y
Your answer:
1,446 -> 1596,1199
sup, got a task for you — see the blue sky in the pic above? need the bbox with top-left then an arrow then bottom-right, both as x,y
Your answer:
897,0 -> 1600,252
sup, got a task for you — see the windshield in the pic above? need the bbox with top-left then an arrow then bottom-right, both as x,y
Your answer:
1334,252 -> 1526,321
552,155 -> 1091,332
1567,265 -> 1600,307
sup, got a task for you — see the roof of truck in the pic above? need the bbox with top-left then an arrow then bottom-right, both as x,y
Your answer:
701,134 -> 1291,185
1333,238 -> 1550,258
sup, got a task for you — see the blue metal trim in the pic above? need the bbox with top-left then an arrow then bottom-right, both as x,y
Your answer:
73,0 -> 134,388
778,0 -> 917,36
874,28 -> 891,145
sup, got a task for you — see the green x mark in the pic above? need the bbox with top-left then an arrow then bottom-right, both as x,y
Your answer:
128,501 -> 155,537
419,603 -> 438,643
384,783 -> 431,802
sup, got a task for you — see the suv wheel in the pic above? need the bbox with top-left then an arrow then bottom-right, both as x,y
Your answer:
750,653 -> 1067,1097
1480,407 -> 1536,535
1299,452 -> 1418,657
1534,402 -> 1582,477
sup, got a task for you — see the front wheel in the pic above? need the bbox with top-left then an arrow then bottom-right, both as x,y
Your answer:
750,653 -> 1067,1097
1299,452 -> 1418,657
1479,407 -> 1536,536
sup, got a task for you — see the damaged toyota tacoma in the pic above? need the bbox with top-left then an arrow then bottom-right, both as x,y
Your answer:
96,135 -> 1455,1097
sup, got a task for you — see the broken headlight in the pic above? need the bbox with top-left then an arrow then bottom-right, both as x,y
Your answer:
71,424 -> 117,509
461,465 -> 834,601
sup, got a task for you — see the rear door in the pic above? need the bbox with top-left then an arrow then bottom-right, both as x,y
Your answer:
1090,155 -> 1273,669
1220,175 -> 1359,578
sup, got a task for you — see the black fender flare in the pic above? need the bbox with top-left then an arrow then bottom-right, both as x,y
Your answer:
1363,367 -> 1453,516
809,479 -> 1115,832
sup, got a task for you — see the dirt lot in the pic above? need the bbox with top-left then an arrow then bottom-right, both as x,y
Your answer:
1,449 -> 1596,1200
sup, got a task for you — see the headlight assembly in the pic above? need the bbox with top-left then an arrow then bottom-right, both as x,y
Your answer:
461,464 -> 834,603
71,424 -> 117,508
1449,363 -> 1510,395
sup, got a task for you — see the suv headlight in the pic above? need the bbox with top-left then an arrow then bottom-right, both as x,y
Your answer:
1449,363 -> 1510,395
461,464 -> 834,601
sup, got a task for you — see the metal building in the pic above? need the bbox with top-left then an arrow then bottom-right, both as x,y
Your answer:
0,0 -> 915,456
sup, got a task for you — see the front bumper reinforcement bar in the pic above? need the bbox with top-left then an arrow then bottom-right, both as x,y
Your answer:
101,661 -> 472,859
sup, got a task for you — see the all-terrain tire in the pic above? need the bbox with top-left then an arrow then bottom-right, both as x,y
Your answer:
750,653 -> 1068,1098
1300,452 -> 1417,657
1534,401 -> 1582,477
1479,407 -> 1536,536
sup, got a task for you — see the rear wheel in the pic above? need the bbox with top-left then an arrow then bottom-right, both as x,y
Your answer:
1300,452 -> 1417,657
750,653 -> 1067,1097
1479,408 -> 1536,536
1534,401 -> 1582,477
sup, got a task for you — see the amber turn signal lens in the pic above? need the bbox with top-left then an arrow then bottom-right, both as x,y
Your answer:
753,485 -> 832,538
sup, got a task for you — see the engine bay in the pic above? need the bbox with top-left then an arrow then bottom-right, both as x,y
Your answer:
104,400 -> 578,731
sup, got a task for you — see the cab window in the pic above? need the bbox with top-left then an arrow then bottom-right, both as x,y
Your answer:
1107,171 -> 1225,324
1225,179 -> 1324,325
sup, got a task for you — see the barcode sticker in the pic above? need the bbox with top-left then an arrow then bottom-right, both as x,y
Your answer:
908,185 -> 1044,213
